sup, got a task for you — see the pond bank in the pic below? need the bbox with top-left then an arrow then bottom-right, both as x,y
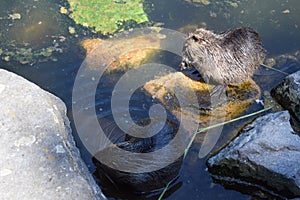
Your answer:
0,69 -> 105,200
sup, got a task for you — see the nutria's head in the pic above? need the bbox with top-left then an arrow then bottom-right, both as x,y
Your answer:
180,28 -> 219,70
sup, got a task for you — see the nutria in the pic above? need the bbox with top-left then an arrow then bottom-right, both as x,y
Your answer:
180,27 -> 266,86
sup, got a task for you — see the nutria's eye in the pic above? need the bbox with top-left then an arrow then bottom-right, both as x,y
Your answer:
191,35 -> 204,43
191,35 -> 199,42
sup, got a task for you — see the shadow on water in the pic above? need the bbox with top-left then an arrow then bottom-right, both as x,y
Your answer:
0,0 -> 300,199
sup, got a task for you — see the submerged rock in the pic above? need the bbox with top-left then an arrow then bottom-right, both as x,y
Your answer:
271,70 -> 300,122
207,111 -> 300,199
81,32 -> 161,72
93,117 -> 183,193
0,69 -> 104,200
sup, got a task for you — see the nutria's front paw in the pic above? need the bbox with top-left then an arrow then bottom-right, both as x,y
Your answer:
179,61 -> 187,70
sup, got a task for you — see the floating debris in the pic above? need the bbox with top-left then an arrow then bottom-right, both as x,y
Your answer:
210,11 -> 217,18
3,56 -> 10,62
68,26 -> 76,34
60,6 -> 68,14
58,36 -> 66,42
282,9 -> 290,14
51,57 -> 58,62
8,13 -> 21,20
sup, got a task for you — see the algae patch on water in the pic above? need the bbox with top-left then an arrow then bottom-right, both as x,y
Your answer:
67,0 -> 149,35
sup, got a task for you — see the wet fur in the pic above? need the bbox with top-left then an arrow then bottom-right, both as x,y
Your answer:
181,27 -> 266,86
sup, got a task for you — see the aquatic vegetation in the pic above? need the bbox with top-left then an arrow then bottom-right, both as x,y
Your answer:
224,1 -> 238,8
1,45 -> 63,65
184,0 -> 240,10
185,0 -> 211,6
67,0 -> 149,35
0,0 -> 72,66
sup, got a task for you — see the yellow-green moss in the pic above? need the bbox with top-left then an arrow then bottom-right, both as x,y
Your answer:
67,0 -> 149,35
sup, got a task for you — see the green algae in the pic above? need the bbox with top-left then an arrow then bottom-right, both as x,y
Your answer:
1,45 -> 63,65
185,0 -> 211,6
67,0 -> 149,35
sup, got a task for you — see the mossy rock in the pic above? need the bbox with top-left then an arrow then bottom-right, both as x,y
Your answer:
144,73 -> 261,124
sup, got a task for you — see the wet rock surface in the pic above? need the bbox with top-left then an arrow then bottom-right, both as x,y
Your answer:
271,70 -> 300,122
0,69 -> 104,200
81,31 -> 161,72
144,72 -> 261,123
207,111 -> 300,199
92,114 -> 184,195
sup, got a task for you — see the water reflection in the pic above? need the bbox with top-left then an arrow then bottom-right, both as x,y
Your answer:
0,0 -> 64,46
147,0 -> 300,55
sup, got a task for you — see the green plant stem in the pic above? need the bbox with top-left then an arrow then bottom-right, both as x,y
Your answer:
261,63 -> 289,75
157,180 -> 172,200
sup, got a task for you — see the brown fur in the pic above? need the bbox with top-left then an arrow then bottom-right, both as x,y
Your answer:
181,27 -> 266,86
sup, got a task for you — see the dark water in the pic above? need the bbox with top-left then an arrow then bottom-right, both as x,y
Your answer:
1,0 -> 300,199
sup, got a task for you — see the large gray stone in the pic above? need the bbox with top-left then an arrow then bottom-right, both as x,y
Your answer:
207,111 -> 300,199
271,70 -> 300,122
0,69 -> 105,200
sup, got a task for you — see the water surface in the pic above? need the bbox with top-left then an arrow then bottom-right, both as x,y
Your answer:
1,0 -> 300,199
